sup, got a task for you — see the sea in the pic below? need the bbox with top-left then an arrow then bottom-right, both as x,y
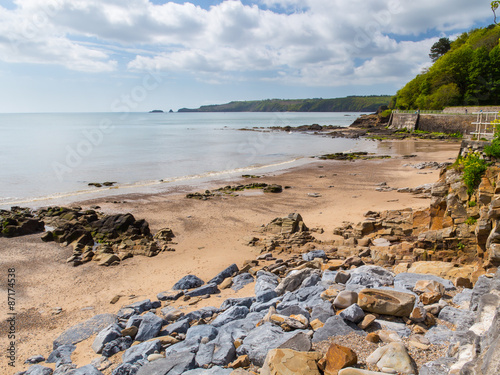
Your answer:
0,111 -> 381,208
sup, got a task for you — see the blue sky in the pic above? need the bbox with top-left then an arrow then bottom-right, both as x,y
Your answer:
0,0 -> 495,112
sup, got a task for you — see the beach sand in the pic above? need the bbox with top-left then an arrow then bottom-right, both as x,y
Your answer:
0,139 -> 461,374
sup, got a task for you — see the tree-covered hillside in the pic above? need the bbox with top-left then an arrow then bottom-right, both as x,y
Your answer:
393,24 -> 500,110
178,96 -> 391,112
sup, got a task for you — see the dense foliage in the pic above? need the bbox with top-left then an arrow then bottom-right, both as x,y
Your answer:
178,96 -> 392,112
393,25 -> 500,110
458,153 -> 489,196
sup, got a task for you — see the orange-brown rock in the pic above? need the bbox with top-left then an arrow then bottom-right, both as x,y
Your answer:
321,343 -> 358,375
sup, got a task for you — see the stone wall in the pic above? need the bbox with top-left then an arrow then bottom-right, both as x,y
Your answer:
443,106 -> 500,114
416,114 -> 476,134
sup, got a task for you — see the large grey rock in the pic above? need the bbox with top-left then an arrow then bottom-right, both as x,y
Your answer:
300,272 -> 321,288
185,325 -> 218,342
277,285 -> 325,311
111,361 -> 144,375
183,307 -> 220,323
302,250 -> 326,261
121,340 -> 161,364
92,324 -> 122,354
125,315 -> 143,329
25,365 -> 54,375
231,273 -> 254,292
185,283 -> 219,297
339,303 -> 365,323
67,365 -> 103,375
124,300 -> 152,314
255,289 -> 278,303
275,268 -> 318,295
157,290 -> 183,301
195,332 -> 235,367
220,297 -> 254,310
53,314 -> 117,349
394,273 -> 455,291
47,344 -> 76,366
452,289 -> 473,308
277,331 -> 312,352
208,264 -> 239,285
470,275 -> 493,311
102,337 -> 133,357
311,302 -> 335,323
346,266 -> 394,288
312,315 -> 365,342
250,298 -> 280,313
438,306 -> 475,329
161,318 -> 190,336
135,312 -> 164,341
212,306 -> 249,327
116,308 -> 136,320
216,312 -> 262,341
173,275 -> 204,290
236,322 -> 296,367
136,352 -> 195,375
255,271 -> 279,295
321,270 -> 338,286
425,325 -> 461,345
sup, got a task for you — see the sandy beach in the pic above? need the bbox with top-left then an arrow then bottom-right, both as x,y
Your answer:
0,139 -> 461,374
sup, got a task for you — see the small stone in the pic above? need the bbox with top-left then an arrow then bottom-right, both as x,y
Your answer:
420,292 -> 442,305
147,353 -> 164,361
358,314 -> 376,330
310,319 -> 325,331
220,278 -> 233,289
229,354 -> 251,369
110,295 -> 122,304
366,333 -> 380,343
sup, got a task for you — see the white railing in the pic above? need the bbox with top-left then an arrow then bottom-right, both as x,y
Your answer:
471,112 -> 499,140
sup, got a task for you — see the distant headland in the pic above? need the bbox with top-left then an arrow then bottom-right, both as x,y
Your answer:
177,95 -> 392,113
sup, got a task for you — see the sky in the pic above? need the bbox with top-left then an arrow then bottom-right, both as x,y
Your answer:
0,0 -> 495,113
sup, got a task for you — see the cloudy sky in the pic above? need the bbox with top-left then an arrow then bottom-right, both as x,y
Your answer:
0,0 -> 494,112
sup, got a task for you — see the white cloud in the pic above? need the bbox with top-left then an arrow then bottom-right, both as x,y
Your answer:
0,0 -> 493,85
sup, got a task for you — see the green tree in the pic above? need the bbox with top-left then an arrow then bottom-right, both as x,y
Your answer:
429,37 -> 451,62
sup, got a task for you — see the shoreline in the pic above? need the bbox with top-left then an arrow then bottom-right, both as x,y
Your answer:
0,137 -> 453,211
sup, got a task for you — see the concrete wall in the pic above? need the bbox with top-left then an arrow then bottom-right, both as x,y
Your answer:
417,114 -> 477,134
443,106 -> 500,114
389,113 -> 418,131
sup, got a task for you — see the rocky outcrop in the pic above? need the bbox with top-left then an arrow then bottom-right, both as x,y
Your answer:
0,206 -> 176,268
0,206 -> 44,237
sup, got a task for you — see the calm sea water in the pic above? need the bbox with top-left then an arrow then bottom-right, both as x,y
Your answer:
0,112 -> 376,207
